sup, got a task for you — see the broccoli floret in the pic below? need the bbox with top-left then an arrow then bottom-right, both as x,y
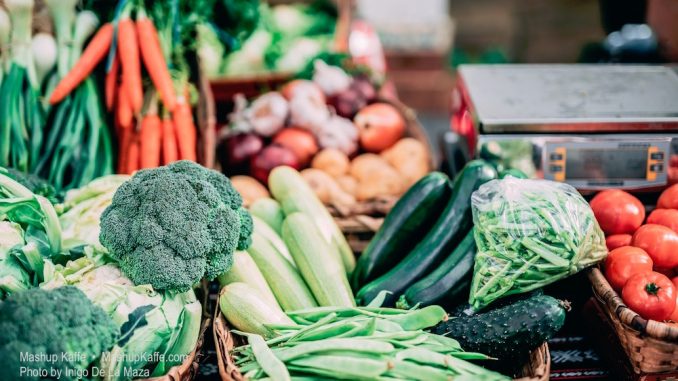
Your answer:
4,168 -> 59,204
0,286 -> 118,381
99,161 -> 252,291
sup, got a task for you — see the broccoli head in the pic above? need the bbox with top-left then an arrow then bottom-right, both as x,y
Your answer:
0,286 -> 118,381
99,161 -> 253,291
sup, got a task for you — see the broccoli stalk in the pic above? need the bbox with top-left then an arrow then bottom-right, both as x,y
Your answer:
99,161 -> 253,292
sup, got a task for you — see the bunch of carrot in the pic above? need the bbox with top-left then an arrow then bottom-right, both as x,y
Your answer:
49,4 -> 198,174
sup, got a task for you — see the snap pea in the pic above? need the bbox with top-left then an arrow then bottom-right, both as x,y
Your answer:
386,305 -> 447,331
249,334 -> 290,381
385,360 -> 455,381
288,354 -> 389,379
272,339 -> 394,362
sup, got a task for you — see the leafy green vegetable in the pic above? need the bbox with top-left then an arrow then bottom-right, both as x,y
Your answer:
469,178 -> 607,309
99,160 -> 252,292
0,286 -> 118,380
58,174 -> 129,251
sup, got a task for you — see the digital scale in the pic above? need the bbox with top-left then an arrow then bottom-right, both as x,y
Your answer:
450,64 -> 678,191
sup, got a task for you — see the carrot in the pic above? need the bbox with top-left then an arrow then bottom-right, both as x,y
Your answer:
117,82 -> 133,129
105,54 -> 120,111
139,113 -> 162,169
117,127 -> 130,174
49,23 -> 114,104
162,116 -> 179,164
126,132 -> 141,174
137,15 -> 177,111
172,96 -> 197,162
117,18 -> 143,114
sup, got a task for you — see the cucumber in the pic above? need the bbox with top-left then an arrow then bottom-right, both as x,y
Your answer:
356,161 -> 497,306
217,250 -> 281,309
397,229 -> 476,309
269,166 -> 355,274
351,172 -> 452,290
250,197 -> 284,234
433,293 -> 566,360
219,282 -> 295,338
247,231 -> 318,311
282,213 -> 355,307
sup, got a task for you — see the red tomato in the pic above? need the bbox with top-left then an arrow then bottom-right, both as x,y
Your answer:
658,184 -> 678,209
272,128 -> 319,167
606,234 -> 633,251
589,190 -> 645,235
604,246 -> 654,291
354,103 -> 406,153
647,209 -> 678,233
622,271 -> 676,321
632,224 -> 678,268
667,276 -> 678,323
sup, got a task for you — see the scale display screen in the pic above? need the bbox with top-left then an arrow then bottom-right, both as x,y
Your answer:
565,148 -> 647,180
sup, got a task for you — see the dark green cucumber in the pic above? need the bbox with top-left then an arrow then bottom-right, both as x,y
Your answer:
397,229 -> 476,309
356,160 -> 497,307
498,168 -> 528,179
433,294 -> 566,360
351,172 -> 452,290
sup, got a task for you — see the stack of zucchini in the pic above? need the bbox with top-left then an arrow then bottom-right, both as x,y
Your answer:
353,160 -> 497,308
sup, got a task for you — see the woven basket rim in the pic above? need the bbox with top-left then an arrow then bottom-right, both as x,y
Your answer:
588,267 -> 678,342
212,303 -> 550,381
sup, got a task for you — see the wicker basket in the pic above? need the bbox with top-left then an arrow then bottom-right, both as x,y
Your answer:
212,303 -> 550,381
588,267 -> 678,377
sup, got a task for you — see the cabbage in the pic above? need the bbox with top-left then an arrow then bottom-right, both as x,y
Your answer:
41,248 -> 202,380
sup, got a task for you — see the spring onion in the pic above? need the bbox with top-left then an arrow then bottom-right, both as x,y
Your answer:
30,33 -> 57,86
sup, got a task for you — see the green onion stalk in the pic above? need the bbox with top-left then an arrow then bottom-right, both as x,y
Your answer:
37,7 -> 114,192
0,0 -> 46,173
0,7 -> 11,87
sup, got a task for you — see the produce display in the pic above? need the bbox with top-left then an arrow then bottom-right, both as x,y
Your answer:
217,161 -> 568,380
594,185 -> 678,323
220,62 -> 430,208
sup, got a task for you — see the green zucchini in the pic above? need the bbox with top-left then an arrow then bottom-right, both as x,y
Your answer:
219,282 -> 295,338
351,172 -> 452,290
250,197 -> 284,234
269,166 -> 355,274
433,293 -> 566,360
247,231 -> 318,311
397,229 -> 476,309
252,215 -> 295,266
282,213 -> 355,307
355,160 -> 496,307
217,250 -> 280,309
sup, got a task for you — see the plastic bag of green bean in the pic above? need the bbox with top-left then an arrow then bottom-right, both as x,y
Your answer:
469,178 -> 607,310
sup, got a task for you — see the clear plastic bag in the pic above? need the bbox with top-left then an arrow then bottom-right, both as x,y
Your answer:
469,178 -> 607,310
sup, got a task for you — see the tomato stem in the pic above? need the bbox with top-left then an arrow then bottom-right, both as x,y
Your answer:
645,282 -> 661,296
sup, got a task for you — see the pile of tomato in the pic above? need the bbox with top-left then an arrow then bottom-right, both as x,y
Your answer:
590,184 -> 678,323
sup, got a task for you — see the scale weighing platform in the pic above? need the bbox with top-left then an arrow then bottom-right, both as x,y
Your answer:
451,64 -> 678,191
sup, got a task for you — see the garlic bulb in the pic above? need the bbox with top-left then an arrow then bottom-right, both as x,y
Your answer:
289,95 -> 330,133
246,92 -> 289,137
315,115 -> 359,155
312,60 -> 352,96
